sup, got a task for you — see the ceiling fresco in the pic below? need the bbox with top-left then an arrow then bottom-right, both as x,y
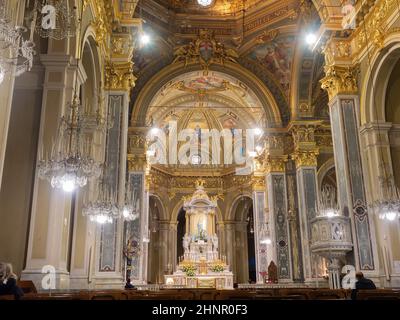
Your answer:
146,71 -> 266,131
245,34 -> 296,98
152,0 -> 268,15
130,0 -> 325,126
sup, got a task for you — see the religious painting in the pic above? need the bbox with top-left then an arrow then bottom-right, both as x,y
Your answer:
247,35 -> 296,96
222,117 -> 237,130
133,39 -> 168,74
186,76 -> 225,91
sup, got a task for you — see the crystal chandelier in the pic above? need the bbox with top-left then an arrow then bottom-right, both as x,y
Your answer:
372,176 -> 400,221
83,174 -> 120,224
317,184 -> 340,218
121,182 -> 139,221
259,222 -> 272,245
122,203 -> 138,221
37,92 -> 102,192
0,0 -> 35,84
197,0 -> 213,7
31,0 -> 78,40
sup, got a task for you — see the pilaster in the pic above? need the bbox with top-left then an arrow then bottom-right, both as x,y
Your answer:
264,138 -> 292,281
22,54 -> 78,290
289,122 -> 322,283
321,62 -> 377,275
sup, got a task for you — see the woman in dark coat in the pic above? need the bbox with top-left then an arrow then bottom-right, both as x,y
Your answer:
0,262 -> 24,300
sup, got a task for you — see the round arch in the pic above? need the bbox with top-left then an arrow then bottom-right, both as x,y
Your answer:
317,158 -> 335,191
360,34 -> 400,125
81,26 -> 104,85
227,193 -> 253,221
130,61 -> 284,127
149,194 -> 167,221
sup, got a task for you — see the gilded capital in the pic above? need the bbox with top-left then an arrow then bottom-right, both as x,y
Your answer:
251,175 -> 266,191
105,61 -> 136,92
291,150 -> 319,168
128,154 -> 147,172
128,131 -> 147,153
264,155 -> 288,174
320,65 -> 359,100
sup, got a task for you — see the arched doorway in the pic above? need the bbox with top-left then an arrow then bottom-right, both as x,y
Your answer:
232,196 -> 256,284
360,41 -> 400,283
386,57 -> 400,191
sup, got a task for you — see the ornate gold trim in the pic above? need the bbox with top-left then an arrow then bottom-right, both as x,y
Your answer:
291,150 -> 319,168
320,65 -> 359,100
105,61 -> 136,91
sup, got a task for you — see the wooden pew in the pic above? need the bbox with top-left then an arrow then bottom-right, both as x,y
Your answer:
356,289 -> 400,300
17,280 -> 37,294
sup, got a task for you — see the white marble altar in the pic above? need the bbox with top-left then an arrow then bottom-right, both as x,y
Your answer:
164,179 -> 233,289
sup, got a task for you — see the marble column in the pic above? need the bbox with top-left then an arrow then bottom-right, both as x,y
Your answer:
265,154 -> 292,282
290,123 -> 322,283
321,65 -> 376,273
224,222 -> 236,276
126,128 -> 149,284
92,62 -> 134,289
285,160 -> 304,282
235,222 -> 249,283
168,222 -> 178,273
156,221 -> 167,278
217,222 -> 226,259
252,176 -> 268,283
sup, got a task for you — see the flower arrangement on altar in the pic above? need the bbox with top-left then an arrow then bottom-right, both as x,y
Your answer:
210,263 -> 225,273
182,263 -> 197,277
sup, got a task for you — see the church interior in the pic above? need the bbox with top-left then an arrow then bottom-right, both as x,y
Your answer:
0,0 -> 400,301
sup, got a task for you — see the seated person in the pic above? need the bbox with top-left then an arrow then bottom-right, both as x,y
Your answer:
0,262 -> 24,300
351,271 -> 376,300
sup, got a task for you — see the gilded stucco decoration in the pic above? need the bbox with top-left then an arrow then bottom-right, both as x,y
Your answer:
128,132 -> 147,153
322,40 -> 352,65
351,0 -> 398,56
264,155 -> 288,174
320,65 -> 359,100
173,30 -> 239,72
128,154 -> 148,172
105,62 -> 136,91
291,124 -> 317,146
291,150 -> 319,168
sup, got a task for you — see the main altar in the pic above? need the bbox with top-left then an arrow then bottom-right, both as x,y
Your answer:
164,180 -> 234,289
